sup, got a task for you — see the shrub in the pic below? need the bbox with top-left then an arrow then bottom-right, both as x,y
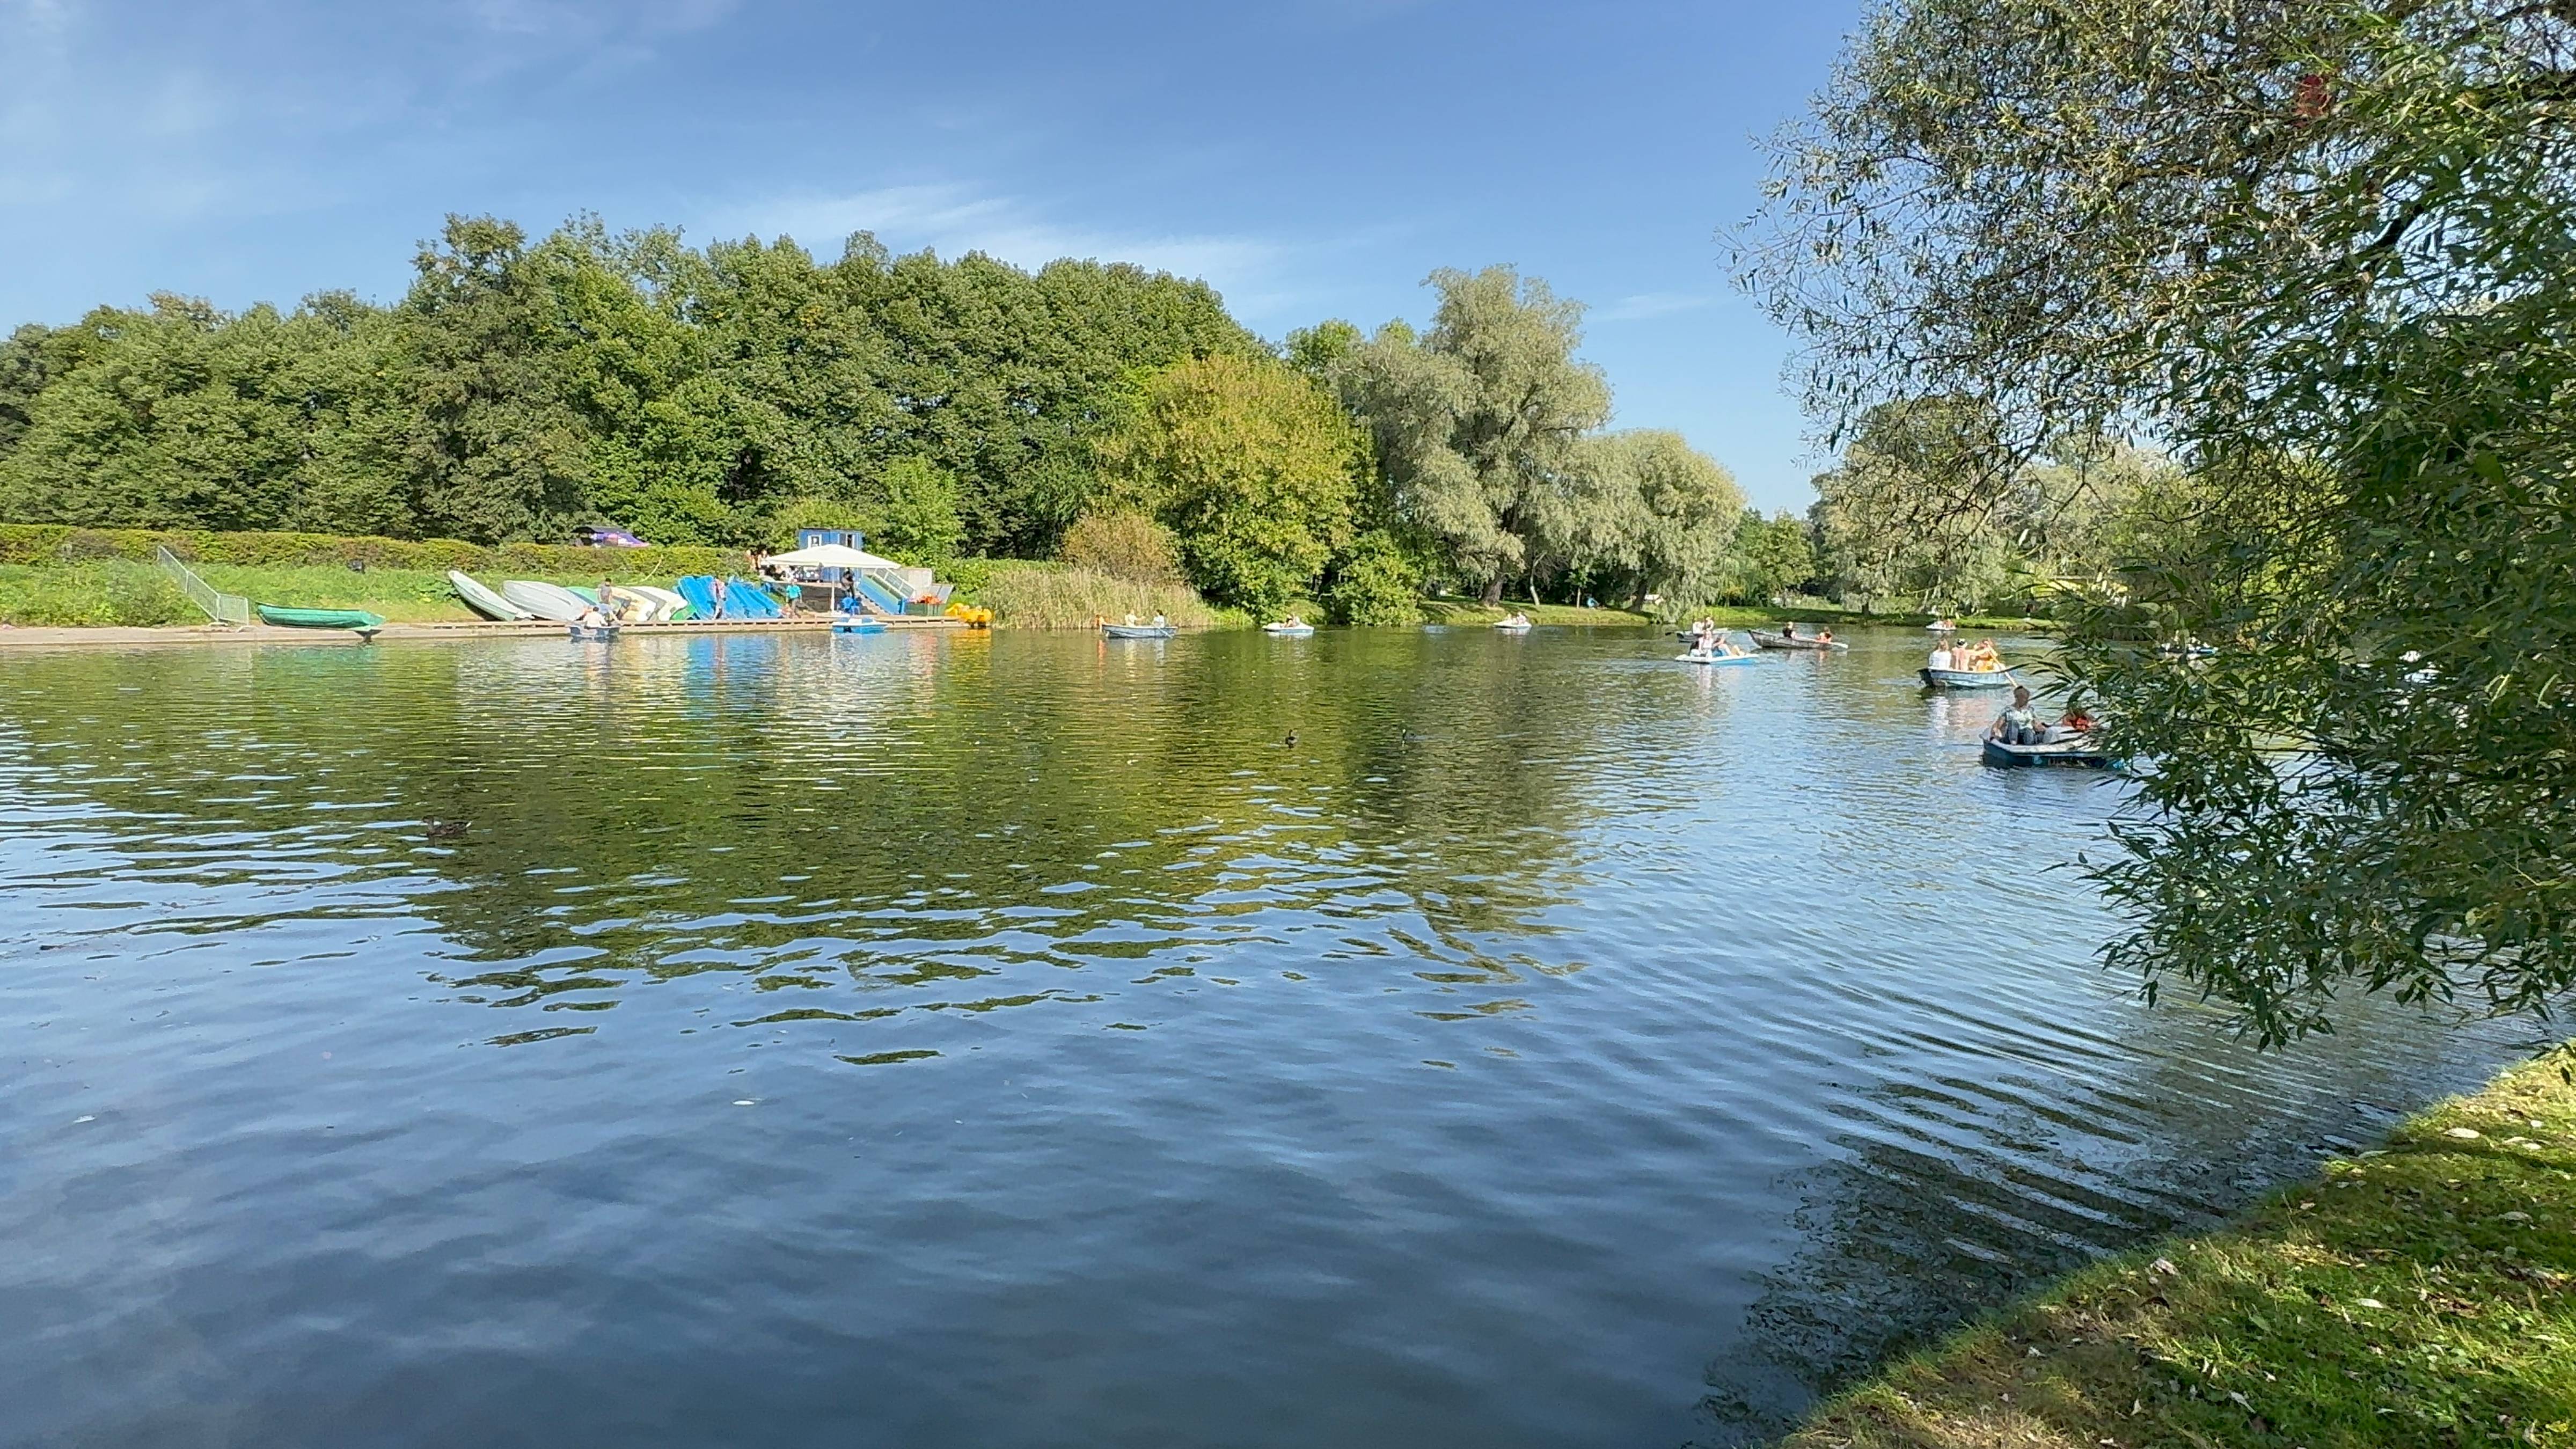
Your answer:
879,457 -> 965,564
0,562 -> 193,626
1059,511 -> 1183,586
936,557 -> 998,599
1323,530 -> 1424,625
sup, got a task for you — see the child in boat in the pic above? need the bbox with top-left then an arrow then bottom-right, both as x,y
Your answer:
1989,686 -> 2044,745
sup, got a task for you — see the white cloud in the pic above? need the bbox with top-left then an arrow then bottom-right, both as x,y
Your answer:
1594,291 -> 1719,323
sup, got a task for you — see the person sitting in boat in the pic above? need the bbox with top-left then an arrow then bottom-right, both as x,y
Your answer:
1816,627 -> 1835,645
1989,686 -> 2045,745
1929,641 -> 1955,671
1280,613 -> 1306,629
2047,704 -> 2099,743
1780,622 -> 1797,640
573,603 -> 610,631
1152,613 -> 1168,629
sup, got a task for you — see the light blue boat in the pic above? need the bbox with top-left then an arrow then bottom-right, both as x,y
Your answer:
1921,667 -> 2018,690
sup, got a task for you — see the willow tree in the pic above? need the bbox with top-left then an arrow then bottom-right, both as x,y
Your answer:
1331,267 -> 1611,603
1740,0 -> 2576,1041
1559,429 -> 1745,608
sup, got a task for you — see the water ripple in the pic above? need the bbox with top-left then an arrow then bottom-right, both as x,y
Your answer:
0,627 -> 2528,1449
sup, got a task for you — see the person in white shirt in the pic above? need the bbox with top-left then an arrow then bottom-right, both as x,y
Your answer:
1929,642 -> 1955,671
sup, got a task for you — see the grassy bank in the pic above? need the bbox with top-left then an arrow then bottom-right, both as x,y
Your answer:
1419,596 -> 1657,626
0,560 -> 694,627
1788,1048 -> 2576,1449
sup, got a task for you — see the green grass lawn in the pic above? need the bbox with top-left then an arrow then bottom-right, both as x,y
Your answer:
1417,596 -> 1657,626
1788,1048 -> 2576,1448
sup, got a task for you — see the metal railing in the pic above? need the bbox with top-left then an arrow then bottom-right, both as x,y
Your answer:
154,546 -> 250,625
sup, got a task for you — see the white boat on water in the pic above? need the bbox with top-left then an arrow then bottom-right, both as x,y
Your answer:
1263,622 -> 1315,636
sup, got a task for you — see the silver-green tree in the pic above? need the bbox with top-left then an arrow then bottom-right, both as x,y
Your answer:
1331,268 -> 1611,603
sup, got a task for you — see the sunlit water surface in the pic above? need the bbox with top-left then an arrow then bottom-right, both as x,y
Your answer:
0,626 -> 2528,1447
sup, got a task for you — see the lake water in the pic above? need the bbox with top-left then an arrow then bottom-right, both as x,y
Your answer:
0,625 -> 2527,1447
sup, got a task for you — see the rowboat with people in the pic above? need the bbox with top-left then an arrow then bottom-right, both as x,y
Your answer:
1750,627 -> 1847,651
1921,665 -> 2018,689
1982,737 -> 2114,768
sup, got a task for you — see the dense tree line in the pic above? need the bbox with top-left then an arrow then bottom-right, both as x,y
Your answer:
0,222 -> 1762,618
0,215 -> 1258,558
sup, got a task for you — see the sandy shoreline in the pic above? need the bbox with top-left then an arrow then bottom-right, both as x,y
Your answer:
0,617 -> 969,650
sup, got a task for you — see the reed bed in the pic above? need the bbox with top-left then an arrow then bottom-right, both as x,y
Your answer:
975,563 -> 1225,630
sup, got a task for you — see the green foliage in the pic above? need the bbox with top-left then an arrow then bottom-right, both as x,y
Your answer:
1059,509 -> 1183,584
876,456 -> 965,564
1321,529 -> 1423,625
764,495 -> 876,547
1569,429 -> 1746,607
0,561 -> 192,626
1098,354 -> 1360,616
1723,509 -> 1819,604
1743,0 -> 2576,1038
1331,267 -> 1611,601
0,215 -> 1259,555
0,521 -> 738,579
1284,319 -> 1361,383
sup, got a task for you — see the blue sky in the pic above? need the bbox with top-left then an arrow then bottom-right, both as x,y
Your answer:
0,0 -> 1862,510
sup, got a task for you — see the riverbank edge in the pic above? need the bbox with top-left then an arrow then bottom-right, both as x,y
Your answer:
0,595 -> 2058,646
1782,1044 -> 2576,1448
0,617 -> 971,649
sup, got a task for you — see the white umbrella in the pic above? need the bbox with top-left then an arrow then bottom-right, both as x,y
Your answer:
765,543 -> 906,570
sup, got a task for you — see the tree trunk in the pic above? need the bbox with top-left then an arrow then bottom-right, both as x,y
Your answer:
1481,575 -> 1504,605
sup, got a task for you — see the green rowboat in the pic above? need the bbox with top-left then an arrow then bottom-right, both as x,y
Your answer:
257,604 -> 386,639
